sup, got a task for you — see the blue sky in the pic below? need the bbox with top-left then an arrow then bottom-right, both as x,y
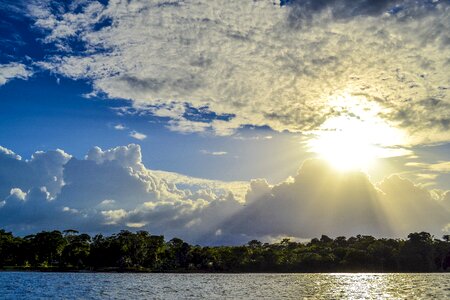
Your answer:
0,0 -> 449,244
0,74 -> 310,182
0,5 -> 309,182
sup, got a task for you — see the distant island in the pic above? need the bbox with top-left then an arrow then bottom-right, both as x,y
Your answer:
1,229 -> 450,273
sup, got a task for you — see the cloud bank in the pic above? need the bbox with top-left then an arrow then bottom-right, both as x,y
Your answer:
1,144 -> 449,244
26,0 -> 450,144
224,160 -> 449,241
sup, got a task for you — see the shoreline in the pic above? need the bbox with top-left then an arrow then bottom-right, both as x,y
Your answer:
1,268 -> 449,274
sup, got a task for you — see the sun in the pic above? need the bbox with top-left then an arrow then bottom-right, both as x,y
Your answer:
307,94 -> 407,172
308,117 -> 378,171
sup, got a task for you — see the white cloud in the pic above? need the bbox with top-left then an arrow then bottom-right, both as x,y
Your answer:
28,0 -> 450,145
100,199 -> 116,206
232,135 -> 274,141
62,206 -> 78,213
200,149 -> 228,156
101,209 -> 129,225
114,124 -> 126,130
0,144 -> 246,242
126,222 -> 147,228
166,118 -> 210,134
151,170 -> 248,202
0,63 -> 32,86
428,162 -> 450,173
9,188 -> 27,201
406,161 -> 450,173
0,146 -> 22,160
0,143 -> 449,244
86,144 -> 144,170
129,131 -> 147,140
0,147 -> 71,198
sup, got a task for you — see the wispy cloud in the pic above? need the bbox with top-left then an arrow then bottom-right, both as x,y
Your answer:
200,149 -> 228,156
114,124 -> 126,130
129,131 -> 147,140
406,161 -> 450,173
166,118 -> 210,134
233,135 -> 273,141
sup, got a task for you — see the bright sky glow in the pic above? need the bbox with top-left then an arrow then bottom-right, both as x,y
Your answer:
308,94 -> 409,171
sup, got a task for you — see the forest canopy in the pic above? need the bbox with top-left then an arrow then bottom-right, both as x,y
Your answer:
1,229 -> 450,273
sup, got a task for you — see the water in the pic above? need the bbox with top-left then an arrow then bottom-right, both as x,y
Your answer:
1,272 -> 450,299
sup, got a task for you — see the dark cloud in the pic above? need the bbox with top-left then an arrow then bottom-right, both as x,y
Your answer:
382,98 -> 450,138
222,160 -> 390,238
0,187 -> 62,232
284,0 -> 448,27
119,76 -> 166,93
284,0 -> 398,28
57,158 -> 154,209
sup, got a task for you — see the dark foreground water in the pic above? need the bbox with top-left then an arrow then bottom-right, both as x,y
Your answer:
1,272 -> 450,299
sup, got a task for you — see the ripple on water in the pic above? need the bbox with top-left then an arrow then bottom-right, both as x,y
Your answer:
1,272 -> 450,299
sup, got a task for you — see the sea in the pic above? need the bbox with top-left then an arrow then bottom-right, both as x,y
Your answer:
1,272 -> 450,299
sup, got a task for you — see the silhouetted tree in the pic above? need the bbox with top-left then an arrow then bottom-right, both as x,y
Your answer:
61,232 -> 91,268
1,229 -> 450,273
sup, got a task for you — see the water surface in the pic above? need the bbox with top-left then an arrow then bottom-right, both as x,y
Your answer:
1,272 -> 450,299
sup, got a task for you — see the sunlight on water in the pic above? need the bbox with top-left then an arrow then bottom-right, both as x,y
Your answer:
326,274 -> 404,299
1,272 -> 450,299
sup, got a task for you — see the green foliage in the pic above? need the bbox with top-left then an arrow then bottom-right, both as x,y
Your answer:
1,229 -> 450,272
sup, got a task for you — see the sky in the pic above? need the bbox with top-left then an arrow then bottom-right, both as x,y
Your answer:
0,0 -> 449,245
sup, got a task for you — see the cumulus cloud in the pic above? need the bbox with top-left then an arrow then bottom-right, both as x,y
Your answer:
0,144 -> 247,242
0,143 -> 449,244
27,0 -> 450,144
0,147 -> 71,198
151,170 -> 249,202
219,159 -> 450,243
0,62 -> 32,86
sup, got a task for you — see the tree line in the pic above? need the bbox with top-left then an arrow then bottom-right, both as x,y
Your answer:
1,229 -> 450,272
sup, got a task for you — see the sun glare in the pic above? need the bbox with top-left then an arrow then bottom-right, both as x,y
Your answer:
309,117 -> 377,171
308,93 -> 407,172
